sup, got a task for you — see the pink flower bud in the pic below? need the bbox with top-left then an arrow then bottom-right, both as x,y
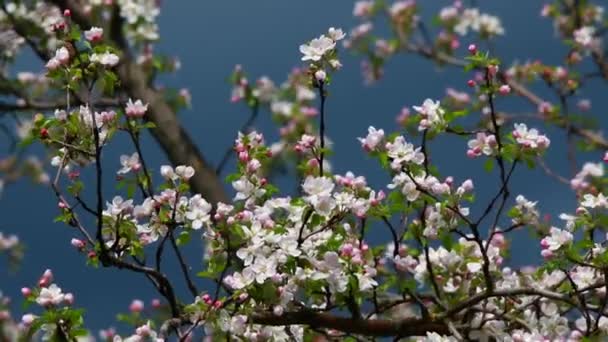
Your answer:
21,287 -> 31,297
38,269 -> 53,288
541,249 -> 553,259
499,84 -> 511,95
151,299 -> 161,308
314,70 -> 327,82
467,44 -> 477,54
68,171 -> 80,180
467,79 -> 476,87
235,143 -> 246,153
129,299 -> 144,313
340,243 -> 353,256
63,9 -> 71,17
71,238 -> 85,249
213,300 -> 222,309
461,179 -> 474,192
540,238 -> 550,249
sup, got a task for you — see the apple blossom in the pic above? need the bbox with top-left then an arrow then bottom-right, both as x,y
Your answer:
358,126 -> 385,151
125,98 -> 148,118
299,35 -> 336,62
89,52 -> 118,68
573,26 -> 596,47
84,27 -> 103,42
385,135 -> 425,170
413,98 -> 446,131
117,153 -> 141,175
36,284 -> 65,306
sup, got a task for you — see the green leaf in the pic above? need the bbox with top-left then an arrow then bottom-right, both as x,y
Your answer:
483,158 -> 494,172
176,231 -> 191,246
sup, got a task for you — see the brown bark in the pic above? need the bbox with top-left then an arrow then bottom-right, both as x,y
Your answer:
252,311 -> 449,337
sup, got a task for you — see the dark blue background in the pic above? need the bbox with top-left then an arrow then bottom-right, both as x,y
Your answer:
2,1 -> 605,334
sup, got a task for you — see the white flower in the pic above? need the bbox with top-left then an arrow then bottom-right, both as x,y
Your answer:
303,176 -> 336,215
413,99 -> 446,131
385,136 -> 425,170
513,195 -> 539,224
271,101 -> 294,117
581,193 -> 608,209
353,1 -> 374,17
541,227 -> 573,251
117,153 -> 141,175
327,27 -> 346,41
84,27 -> 103,42
91,52 -> 119,67
439,6 -> 458,21
422,332 -> 457,342
467,132 -> 497,157
54,109 -> 68,121
250,256 -> 278,284
358,126 -> 385,151
175,165 -> 195,180
125,98 -> 148,118
454,8 -> 504,37
300,35 -> 335,62
388,172 -> 422,202
36,284 -> 65,306
104,196 -> 134,218
477,13 -> 505,36
186,194 -> 212,229
512,123 -> 550,151
232,176 -> 266,203
574,26 -> 596,47
302,176 -> 334,198
160,165 -> 176,180
559,213 -> 577,231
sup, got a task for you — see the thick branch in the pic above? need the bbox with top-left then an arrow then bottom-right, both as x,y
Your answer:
251,311 -> 449,337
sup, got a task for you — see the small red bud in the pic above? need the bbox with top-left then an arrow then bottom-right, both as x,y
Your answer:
467,44 -> 477,54
63,9 -> 71,17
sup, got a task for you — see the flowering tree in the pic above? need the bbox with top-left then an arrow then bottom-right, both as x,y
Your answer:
1,0 -> 608,341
